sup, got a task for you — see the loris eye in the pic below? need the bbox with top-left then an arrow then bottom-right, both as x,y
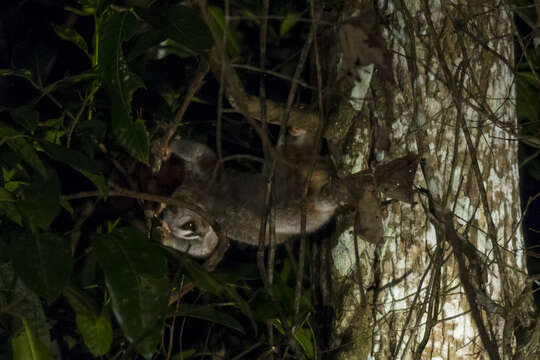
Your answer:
180,221 -> 197,231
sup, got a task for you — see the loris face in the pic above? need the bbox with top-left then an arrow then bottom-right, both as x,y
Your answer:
161,207 -> 218,258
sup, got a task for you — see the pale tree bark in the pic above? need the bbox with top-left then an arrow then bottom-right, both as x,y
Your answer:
196,0 -> 539,357
321,0 -> 540,359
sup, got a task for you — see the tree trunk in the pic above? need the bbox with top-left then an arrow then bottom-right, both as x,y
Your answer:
323,1 -> 538,358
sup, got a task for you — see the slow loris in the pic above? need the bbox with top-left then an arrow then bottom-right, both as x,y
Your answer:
161,129 -> 337,257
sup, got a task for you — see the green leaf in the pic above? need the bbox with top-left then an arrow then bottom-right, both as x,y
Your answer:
40,141 -> 108,196
11,232 -> 73,302
0,202 -> 23,225
0,258 -> 51,349
223,286 -> 257,333
517,74 -> 540,122
80,247 -> 98,288
4,180 -> 26,193
272,320 -> 314,359
94,227 -> 169,359
63,336 -> 76,350
59,198 -> 74,215
53,25 -> 90,58
279,258 -> 292,283
0,69 -> 32,78
2,167 -> 16,182
0,188 -> 15,202
280,12 -> 301,36
64,287 -> 113,355
41,114 -> 65,144
0,124 -> 47,178
64,6 -> 94,16
63,287 -> 98,318
135,5 -> 213,53
0,69 -> 15,76
111,110 -> 148,163
272,281 -> 312,314
180,256 -> 224,296
75,310 -> 113,357
175,349 -> 196,359
295,325 -> 314,359
10,105 -> 39,133
42,115 -> 64,128
239,9 -> 260,25
71,0 -> 106,16
17,171 -> 61,231
100,12 -> 149,162
11,318 -> 54,360
250,290 -> 279,322
187,263 -> 258,332
517,71 -> 540,88
175,304 -> 245,334
74,119 -> 106,158
208,6 -> 241,57
43,130 -> 65,144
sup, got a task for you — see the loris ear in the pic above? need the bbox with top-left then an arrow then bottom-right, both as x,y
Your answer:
169,140 -> 217,182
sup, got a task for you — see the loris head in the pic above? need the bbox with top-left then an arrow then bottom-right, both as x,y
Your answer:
161,206 -> 218,258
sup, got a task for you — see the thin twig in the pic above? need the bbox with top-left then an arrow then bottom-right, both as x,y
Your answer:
164,58 -> 210,148
232,64 -> 316,90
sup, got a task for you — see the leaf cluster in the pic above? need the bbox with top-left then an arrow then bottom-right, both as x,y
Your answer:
0,0 -> 319,359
